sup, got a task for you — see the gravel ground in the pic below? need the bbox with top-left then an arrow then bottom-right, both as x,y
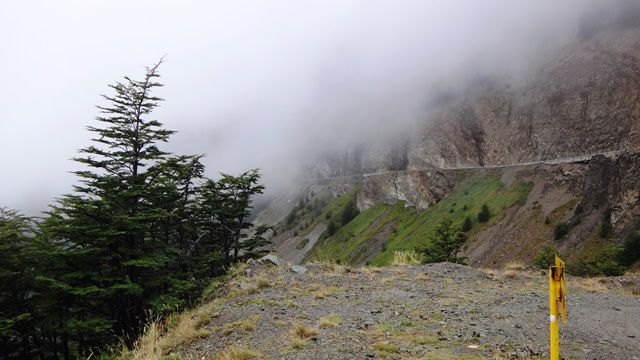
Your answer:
179,261 -> 640,360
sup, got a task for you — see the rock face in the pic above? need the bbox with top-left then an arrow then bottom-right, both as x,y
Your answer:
357,168 -> 453,211
259,21 -> 640,267
310,26 -> 640,177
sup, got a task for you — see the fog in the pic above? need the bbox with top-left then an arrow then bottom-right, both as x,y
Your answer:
0,0 -> 622,214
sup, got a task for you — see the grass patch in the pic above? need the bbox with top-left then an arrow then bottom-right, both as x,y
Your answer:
288,323 -> 319,350
318,314 -> 341,328
214,345 -> 264,360
372,341 -> 399,354
307,175 -> 533,266
391,250 -> 424,265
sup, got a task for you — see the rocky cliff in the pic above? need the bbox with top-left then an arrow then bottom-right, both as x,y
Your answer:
260,20 -> 640,269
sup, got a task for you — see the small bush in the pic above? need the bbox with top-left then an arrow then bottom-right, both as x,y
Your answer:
568,245 -> 625,276
462,216 -> 472,232
477,204 -> 490,223
554,222 -> 570,240
599,210 -> 612,239
326,220 -> 337,237
340,199 -> 360,225
619,232 -> 640,267
533,245 -> 559,269
286,211 -> 297,225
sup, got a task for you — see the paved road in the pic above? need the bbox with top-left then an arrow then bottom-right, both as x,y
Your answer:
301,148 -> 633,182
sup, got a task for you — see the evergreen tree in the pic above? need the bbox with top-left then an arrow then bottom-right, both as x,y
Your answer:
0,61 -> 269,358
477,203 -> 490,223
422,219 -> 466,264
0,209 -> 36,358
462,216 -> 473,232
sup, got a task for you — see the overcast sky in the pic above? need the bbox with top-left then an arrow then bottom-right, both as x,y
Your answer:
0,0 -> 610,214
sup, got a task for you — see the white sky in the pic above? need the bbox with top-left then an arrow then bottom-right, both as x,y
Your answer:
0,0 -> 605,214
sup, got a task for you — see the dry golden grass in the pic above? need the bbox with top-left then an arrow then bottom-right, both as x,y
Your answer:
372,341 -> 399,354
415,273 -> 432,281
504,269 -> 519,279
575,277 -> 608,293
221,315 -> 259,335
291,323 -> 319,339
213,345 -> 264,360
255,275 -> 271,289
318,314 -> 341,328
126,321 -> 163,360
504,262 -> 526,271
126,301 -> 218,359
305,283 -> 342,299
285,298 -> 299,308
391,250 -> 423,265
288,323 -> 319,350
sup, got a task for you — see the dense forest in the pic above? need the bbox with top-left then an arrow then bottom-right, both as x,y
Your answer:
0,62 -> 270,359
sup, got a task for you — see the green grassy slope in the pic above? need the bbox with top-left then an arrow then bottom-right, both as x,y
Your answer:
306,175 -> 533,266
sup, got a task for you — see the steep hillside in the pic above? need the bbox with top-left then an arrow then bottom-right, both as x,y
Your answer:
264,151 -> 640,272
260,22 -> 640,271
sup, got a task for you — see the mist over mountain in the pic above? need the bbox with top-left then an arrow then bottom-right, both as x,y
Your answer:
0,0 -> 627,214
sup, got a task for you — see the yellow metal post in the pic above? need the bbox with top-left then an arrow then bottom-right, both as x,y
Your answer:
549,266 -> 559,360
549,255 -> 566,360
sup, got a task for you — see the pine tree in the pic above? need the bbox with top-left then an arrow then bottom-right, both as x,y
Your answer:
0,209 -> 36,358
462,216 -> 473,232
38,60 -> 193,350
477,203 -> 490,223
422,219 -> 466,264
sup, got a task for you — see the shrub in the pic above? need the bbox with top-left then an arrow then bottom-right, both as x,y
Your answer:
619,232 -> 640,267
568,245 -> 625,276
599,210 -> 613,239
326,220 -> 337,237
340,199 -> 359,225
422,219 -> 466,264
477,204 -> 490,223
533,245 -> 559,269
554,222 -> 570,240
286,210 -> 297,225
462,216 -> 472,232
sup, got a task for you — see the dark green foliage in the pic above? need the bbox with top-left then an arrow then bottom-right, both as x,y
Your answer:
286,210 -> 297,225
533,245 -> 559,269
421,219 -> 466,264
2,63 -> 268,358
477,203 -> 490,223
599,210 -> 613,239
462,204 -> 468,211
554,222 -> 570,240
462,216 -> 472,232
569,245 -> 625,276
326,220 -> 337,237
340,198 -> 360,225
619,232 -> 640,267
0,209 -> 37,358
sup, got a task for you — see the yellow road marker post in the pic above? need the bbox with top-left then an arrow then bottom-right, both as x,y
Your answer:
549,255 -> 567,360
